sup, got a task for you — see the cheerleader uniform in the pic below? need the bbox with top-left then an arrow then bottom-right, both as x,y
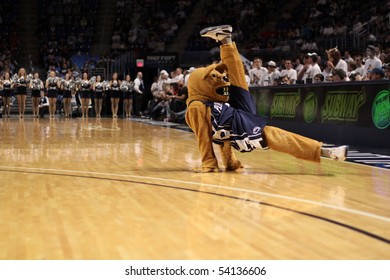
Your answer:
121,81 -> 134,99
2,80 -> 13,97
62,80 -> 73,98
47,77 -> 59,98
94,82 -> 104,99
80,80 -> 91,99
110,80 -> 120,98
31,78 -> 44,98
16,77 -> 28,95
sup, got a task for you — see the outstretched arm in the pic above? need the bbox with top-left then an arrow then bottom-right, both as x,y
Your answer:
185,101 -> 220,172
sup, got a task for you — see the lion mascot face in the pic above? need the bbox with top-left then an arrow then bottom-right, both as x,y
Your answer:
187,63 -> 230,104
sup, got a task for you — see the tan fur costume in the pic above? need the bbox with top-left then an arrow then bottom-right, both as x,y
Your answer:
186,42 -> 321,173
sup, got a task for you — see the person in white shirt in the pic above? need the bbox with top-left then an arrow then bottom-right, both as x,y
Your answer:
307,53 -> 322,82
363,45 -> 382,79
344,51 -> 354,63
294,58 -> 303,74
169,68 -> 184,84
280,59 -> 297,84
354,56 -> 365,76
259,61 -> 280,86
297,54 -> 312,84
157,70 -> 171,92
325,47 -> 348,73
184,67 -> 195,86
133,72 -> 145,116
248,57 -> 267,86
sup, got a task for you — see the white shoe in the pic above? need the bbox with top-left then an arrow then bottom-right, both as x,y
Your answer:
328,145 -> 349,161
200,25 -> 232,42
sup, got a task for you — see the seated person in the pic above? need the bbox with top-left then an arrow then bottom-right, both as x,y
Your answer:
39,92 -> 49,118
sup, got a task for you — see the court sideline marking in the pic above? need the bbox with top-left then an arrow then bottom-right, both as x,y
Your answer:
1,165 -> 389,224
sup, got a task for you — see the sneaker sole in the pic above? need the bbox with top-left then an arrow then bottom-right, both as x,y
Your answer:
336,145 -> 349,161
200,25 -> 233,36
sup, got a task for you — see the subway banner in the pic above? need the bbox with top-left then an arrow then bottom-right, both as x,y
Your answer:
251,81 -> 390,147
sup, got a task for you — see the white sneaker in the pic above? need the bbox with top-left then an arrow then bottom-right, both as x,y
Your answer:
328,145 -> 349,161
200,25 -> 232,42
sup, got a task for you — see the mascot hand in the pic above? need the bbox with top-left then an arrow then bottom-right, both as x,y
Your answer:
220,141 -> 243,171
192,166 -> 220,173
225,159 -> 244,171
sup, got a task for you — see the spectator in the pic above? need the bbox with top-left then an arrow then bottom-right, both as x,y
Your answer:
259,61 -> 280,86
354,56 -> 365,76
39,91 -> 49,118
297,54 -> 312,84
368,67 -> 385,81
326,47 -> 348,73
307,53 -> 322,83
249,57 -> 267,86
280,59 -> 297,84
363,45 -> 382,79
331,69 -> 347,82
383,63 -> 390,80
313,73 -> 324,83
133,72 -> 145,117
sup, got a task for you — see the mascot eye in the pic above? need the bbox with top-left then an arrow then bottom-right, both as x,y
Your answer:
212,74 -> 216,78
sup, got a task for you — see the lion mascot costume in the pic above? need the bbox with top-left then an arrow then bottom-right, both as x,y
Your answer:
185,25 -> 348,173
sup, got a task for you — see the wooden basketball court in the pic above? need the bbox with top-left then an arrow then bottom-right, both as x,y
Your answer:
0,117 -> 389,259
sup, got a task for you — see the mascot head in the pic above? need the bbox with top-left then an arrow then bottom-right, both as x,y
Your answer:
326,47 -> 341,65
187,62 -> 231,104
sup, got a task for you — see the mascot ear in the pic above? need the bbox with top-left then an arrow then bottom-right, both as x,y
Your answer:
201,63 -> 227,80
215,63 -> 227,74
201,64 -> 216,80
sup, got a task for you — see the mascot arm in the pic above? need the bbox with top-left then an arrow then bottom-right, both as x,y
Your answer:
185,101 -> 219,172
219,141 -> 243,171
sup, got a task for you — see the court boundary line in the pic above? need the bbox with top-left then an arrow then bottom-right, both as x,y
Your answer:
1,165 -> 389,224
1,166 -> 389,245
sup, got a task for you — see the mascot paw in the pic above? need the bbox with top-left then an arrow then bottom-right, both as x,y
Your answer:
193,167 -> 220,173
225,160 -> 244,171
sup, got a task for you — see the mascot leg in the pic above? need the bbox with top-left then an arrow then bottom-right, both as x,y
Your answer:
220,42 -> 249,91
217,38 -> 247,170
263,126 -> 321,162
263,126 -> 349,162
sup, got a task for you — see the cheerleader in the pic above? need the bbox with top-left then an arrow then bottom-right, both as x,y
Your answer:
109,72 -> 121,118
121,74 -> 134,118
61,73 -> 74,118
92,75 -> 105,118
45,70 -> 60,118
80,72 -> 92,118
14,68 -> 30,118
0,72 -> 13,118
29,73 -> 44,118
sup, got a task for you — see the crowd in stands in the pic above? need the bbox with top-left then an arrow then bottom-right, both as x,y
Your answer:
246,44 -> 389,87
246,0 -> 390,53
186,0 -> 278,51
2,0 -> 390,124
141,67 -> 191,123
111,0 -> 194,54
37,0 -> 99,70
0,1 -> 19,76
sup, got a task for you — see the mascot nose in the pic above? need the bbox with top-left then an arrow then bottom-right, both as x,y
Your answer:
223,76 -> 229,82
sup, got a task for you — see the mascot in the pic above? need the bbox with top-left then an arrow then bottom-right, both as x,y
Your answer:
185,25 -> 348,173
